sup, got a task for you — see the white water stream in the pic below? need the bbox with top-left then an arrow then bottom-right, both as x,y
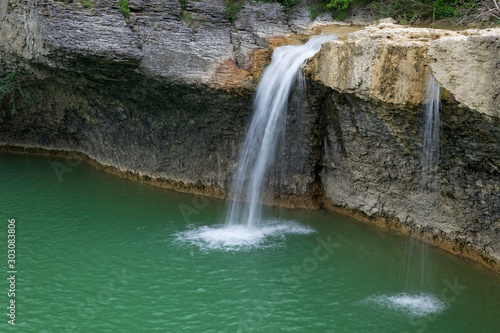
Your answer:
224,34 -> 337,229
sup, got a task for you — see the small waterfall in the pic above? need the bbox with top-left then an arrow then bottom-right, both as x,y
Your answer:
405,75 -> 441,294
224,35 -> 337,229
422,75 -> 440,202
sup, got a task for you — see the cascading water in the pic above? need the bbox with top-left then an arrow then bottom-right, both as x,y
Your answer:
175,35 -> 335,250
373,75 -> 444,316
414,75 -> 441,292
224,34 -> 337,229
421,75 -> 440,204
409,75 -> 441,293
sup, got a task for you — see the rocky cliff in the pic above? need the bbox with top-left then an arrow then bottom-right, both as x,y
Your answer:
0,0 -> 334,206
1,1 -> 499,270
310,24 -> 500,270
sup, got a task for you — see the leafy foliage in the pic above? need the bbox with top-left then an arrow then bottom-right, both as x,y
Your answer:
224,0 -> 498,25
80,0 -> 93,9
118,0 -> 130,19
180,10 -> 195,27
278,0 -> 296,11
0,68 -> 34,121
309,0 -> 497,25
224,0 -> 244,22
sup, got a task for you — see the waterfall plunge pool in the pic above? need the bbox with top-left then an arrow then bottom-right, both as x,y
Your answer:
2,154 -> 500,332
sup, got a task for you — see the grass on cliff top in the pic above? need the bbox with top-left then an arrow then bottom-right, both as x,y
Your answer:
340,0 -> 500,26
224,0 -> 500,26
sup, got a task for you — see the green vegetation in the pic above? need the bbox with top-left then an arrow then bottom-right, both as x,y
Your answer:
225,0 -> 500,26
80,0 -> 93,9
0,68 -> 34,121
179,1 -> 198,27
365,0 -> 498,25
118,0 -> 130,19
312,0 -> 354,20
224,0 -> 244,22
281,0 -> 296,11
180,10 -> 195,27
309,0 -> 500,24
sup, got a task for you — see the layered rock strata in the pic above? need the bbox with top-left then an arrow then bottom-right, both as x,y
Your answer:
310,24 -> 500,270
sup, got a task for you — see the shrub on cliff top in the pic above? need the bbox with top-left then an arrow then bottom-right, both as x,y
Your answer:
314,0 -> 499,25
224,0 -> 499,25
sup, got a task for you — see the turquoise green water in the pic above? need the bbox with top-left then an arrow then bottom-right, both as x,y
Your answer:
1,154 -> 500,332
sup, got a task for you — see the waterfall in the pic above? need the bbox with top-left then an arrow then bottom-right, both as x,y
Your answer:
422,75 -> 440,200
405,75 -> 441,294
224,34 -> 337,229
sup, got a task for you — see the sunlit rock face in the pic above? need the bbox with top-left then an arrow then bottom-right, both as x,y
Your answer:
311,23 -> 500,117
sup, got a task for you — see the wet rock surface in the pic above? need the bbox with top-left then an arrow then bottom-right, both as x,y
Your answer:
317,89 -> 500,268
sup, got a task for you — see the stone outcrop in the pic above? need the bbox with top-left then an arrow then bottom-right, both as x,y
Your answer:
1,1 -> 499,271
428,31 -> 500,118
309,23 -> 500,270
311,23 -> 500,117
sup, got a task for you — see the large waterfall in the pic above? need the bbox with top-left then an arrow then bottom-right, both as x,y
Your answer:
175,35 -> 335,250
224,34 -> 337,229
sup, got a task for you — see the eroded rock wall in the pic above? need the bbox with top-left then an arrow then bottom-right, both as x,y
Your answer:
310,24 -> 500,268
0,0 -> 330,205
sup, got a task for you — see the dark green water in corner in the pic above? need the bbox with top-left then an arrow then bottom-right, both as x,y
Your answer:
1,154 -> 500,332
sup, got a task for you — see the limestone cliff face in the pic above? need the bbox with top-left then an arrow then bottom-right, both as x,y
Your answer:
311,23 -> 500,117
0,0 -> 332,205
428,32 -> 500,118
310,24 -> 500,269
0,0 -> 334,86
1,1 -> 500,270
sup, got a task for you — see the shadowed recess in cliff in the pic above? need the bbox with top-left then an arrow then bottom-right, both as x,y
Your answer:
176,34 -> 337,250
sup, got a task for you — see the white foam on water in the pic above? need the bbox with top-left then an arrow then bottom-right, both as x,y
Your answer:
367,293 -> 446,317
174,220 -> 315,251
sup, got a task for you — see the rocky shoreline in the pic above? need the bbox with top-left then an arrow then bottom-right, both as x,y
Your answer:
2,144 -> 499,273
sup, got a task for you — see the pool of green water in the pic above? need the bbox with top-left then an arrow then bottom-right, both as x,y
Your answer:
1,154 -> 500,332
